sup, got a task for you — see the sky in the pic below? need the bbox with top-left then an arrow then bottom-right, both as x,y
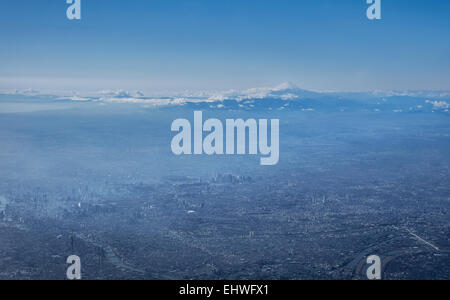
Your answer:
0,0 -> 449,93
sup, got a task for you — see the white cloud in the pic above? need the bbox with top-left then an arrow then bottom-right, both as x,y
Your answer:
199,82 -> 313,102
99,90 -> 145,99
374,90 -> 450,98
426,100 -> 450,110
0,88 -> 40,96
3,84 -> 449,111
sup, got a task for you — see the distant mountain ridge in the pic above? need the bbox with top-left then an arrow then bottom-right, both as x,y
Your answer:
0,83 -> 449,114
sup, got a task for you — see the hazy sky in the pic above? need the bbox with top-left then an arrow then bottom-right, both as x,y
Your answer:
0,0 -> 449,93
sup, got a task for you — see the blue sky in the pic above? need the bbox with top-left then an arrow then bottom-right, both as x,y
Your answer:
0,0 -> 449,93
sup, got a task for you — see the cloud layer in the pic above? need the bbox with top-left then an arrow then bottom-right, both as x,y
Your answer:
1,83 -> 449,114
